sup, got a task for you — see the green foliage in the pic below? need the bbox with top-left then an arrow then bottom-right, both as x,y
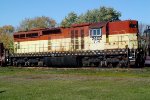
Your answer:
79,6 -> 121,23
18,16 -> 56,31
0,25 -> 14,33
61,6 -> 121,27
61,12 -> 78,27
0,25 -> 14,53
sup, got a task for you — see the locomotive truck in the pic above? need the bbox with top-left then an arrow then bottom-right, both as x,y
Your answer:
0,20 -> 149,67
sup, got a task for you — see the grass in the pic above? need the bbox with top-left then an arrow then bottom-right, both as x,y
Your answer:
0,67 -> 150,100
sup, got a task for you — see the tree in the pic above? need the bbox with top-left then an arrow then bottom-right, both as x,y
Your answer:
61,12 -> 78,27
18,16 -> 56,31
98,7 -> 121,21
0,25 -> 14,53
61,6 -> 121,27
79,6 -> 121,23
138,23 -> 147,35
0,25 -> 14,34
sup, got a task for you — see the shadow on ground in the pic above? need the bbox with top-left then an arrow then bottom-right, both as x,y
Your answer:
0,90 -> 6,94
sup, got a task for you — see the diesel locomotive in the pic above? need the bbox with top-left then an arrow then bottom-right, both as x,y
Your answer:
0,20 -> 149,67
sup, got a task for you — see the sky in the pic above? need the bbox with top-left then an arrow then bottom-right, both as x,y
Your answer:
0,0 -> 150,27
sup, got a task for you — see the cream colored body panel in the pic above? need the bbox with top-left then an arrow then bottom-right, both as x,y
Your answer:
105,33 -> 138,49
14,33 -> 138,53
14,40 -> 48,53
83,36 -> 106,50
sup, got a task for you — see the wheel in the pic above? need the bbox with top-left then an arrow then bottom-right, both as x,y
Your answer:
116,63 -> 122,68
98,61 -> 103,68
108,63 -> 113,68
38,61 -> 44,67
